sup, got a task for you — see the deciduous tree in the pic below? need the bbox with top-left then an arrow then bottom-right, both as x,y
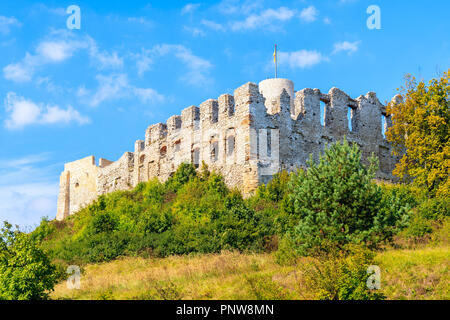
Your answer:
386,71 -> 449,197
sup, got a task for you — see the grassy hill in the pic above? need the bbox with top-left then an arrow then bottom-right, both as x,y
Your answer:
22,143 -> 449,300
51,246 -> 449,300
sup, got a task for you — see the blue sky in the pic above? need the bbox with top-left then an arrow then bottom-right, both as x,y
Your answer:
0,0 -> 449,228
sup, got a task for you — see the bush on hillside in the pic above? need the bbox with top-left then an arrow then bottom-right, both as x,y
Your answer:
0,222 -> 59,300
35,163 -> 274,263
299,245 -> 385,300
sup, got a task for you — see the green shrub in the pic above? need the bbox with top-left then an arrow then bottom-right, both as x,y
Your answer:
0,222 -> 58,300
245,274 -> 292,300
416,197 -> 450,221
431,217 -> 450,245
274,236 -> 299,266
255,171 -> 290,202
299,245 -> 385,300
379,184 -> 417,229
88,212 -> 119,235
36,163 -> 275,263
166,162 -> 197,192
402,212 -> 434,239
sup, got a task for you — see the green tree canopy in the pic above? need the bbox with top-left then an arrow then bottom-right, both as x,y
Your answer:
0,222 -> 58,300
289,139 -> 386,256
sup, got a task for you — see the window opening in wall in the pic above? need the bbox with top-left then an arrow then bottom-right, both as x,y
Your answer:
227,136 -> 235,156
139,155 -> 145,164
174,139 -> 181,152
381,115 -> 387,139
192,148 -> 200,168
320,101 -> 326,126
160,146 -> 167,157
228,104 -> 235,117
348,107 -> 353,132
211,141 -> 218,162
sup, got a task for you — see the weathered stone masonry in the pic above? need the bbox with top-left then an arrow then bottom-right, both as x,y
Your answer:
56,79 -> 397,221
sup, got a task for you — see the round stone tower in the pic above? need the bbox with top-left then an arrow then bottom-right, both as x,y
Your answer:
259,78 -> 295,114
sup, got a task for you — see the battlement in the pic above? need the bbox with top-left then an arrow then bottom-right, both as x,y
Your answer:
56,78 -> 398,220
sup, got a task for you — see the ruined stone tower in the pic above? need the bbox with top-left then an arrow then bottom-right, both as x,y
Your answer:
56,79 -> 396,220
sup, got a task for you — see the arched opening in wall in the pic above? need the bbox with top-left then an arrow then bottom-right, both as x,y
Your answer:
192,148 -> 200,168
226,135 -> 235,156
174,139 -> 181,152
348,107 -> 353,132
160,146 -> 167,157
75,182 -> 79,188
210,140 -> 219,162
381,115 -> 387,139
139,155 -> 145,164
320,101 -> 326,126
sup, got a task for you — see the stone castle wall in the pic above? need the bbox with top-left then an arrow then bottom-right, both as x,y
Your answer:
56,79 -> 397,221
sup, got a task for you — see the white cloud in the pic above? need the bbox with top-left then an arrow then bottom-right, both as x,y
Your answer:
133,44 -> 212,86
332,41 -> 361,55
127,17 -> 153,27
36,41 -> 77,62
88,39 -> 124,69
201,19 -> 226,32
164,44 -> 213,86
181,3 -> 201,15
299,6 -> 318,23
0,154 -> 59,228
133,88 -> 165,104
36,77 -> 63,93
217,0 -> 263,15
4,92 -> 90,130
3,31 -> 123,82
278,50 -> 327,69
183,26 -> 206,37
87,73 -> 165,107
41,105 -> 89,125
0,153 -> 50,169
3,59 -> 32,82
132,49 -> 154,77
0,182 -> 58,228
90,74 -> 129,107
0,15 -> 21,35
230,7 -> 296,31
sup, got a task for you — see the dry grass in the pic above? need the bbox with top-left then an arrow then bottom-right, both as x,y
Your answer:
51,246 -> 449,300
375,246 -> 449,300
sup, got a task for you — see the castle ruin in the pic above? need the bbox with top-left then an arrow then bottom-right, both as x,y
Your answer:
56,78 -> 397,221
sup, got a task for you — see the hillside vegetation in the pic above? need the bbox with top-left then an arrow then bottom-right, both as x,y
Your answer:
1,70 -> 448,300
50,247 -> 449,300
23,139 -> 448,300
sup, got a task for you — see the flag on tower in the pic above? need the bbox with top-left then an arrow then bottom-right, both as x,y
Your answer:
273,44 -> 277,64
273,44 -> 278,78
